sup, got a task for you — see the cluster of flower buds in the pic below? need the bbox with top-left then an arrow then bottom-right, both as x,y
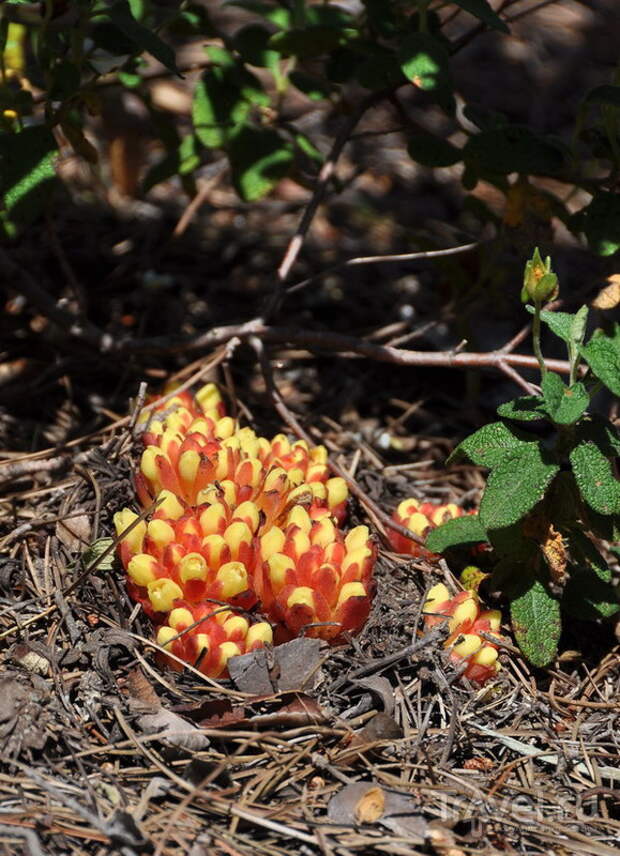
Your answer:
388,498 -> 466,557
423,583 -> 502,684
114,383 -> 376,677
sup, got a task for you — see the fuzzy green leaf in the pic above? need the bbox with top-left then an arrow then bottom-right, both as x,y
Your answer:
510,574 -> 561,667
569,441 -> 620,516
192,59 -> 265,148
497,396 -> 546,422
0,126 -> 58,234
479,444 -> 559,530
451,0 -> 509,32
398,34 -> 454,111
463,126 -> 565,176
447,421 -> 535,468
525,306 -> 575,344
228,125 -> 293,201
574,413 -> 620,457
581,334 -> 620,396
425,514 -> 488,553
563,530 -> 619,620
82,537 -> 116,572
541,373 -> 589,425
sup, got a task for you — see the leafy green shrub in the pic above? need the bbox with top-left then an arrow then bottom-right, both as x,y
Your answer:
427,249 -> 620,667
1,0 -> 619,253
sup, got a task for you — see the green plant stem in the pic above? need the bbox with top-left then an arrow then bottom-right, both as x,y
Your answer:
532,301 -> 547,381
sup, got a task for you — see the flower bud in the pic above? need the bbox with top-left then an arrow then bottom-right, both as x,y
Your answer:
521,247 -> 559,304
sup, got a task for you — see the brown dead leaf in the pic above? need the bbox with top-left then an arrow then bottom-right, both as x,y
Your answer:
56,512 -> 91,553
352,676 -> 395,715
228,637 -> 324,695
592,275 -> 620,310
138,708 -> 210,752
250,694 -> 326,728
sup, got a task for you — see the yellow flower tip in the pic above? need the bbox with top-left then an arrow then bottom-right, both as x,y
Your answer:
431,503 -> 461,526
147,518 -> 175,549
309,445 -> 328,465
405,512 -> 432,537
224,521 -> 252,558
264,466 -> 289,492
199,502 -> 227,536
223,615 -> 249,640
114,509 -> 146,553
159,428 -> 182,457
3,109 -> 18,120
287,484 -> 313,507
336,581 -> 367,609
141,446 -> 168,481
271,434 -> 291,456
217,561 -> 248,599
215,416 -> 236,439
156,625 -> 178,649
216,641 -> 242,671
344,525 -> 370,552
147,578 -> 183,612
195,382 -> 223,414
472,645 -> 499,668
289,528 -> 311,558
246,622 -> 273,649
127,553 -> 159,586
222,435 -> 241,452
449,596 -> 479,631
287,467 -> 305,487
451,633 -> 483,658
235,457 -> 262,487
165,407 -> 192,434
214,608 -> 232,625
220,479 -> 237,507
425,583 -> 450,607
168,607 -> 194,630
179,552 -> 208,583
306,463 -> 328,483
179,449 -> 201,485
481,609 -> 502,633
155,489 -> 185,521
287,506 -> 312,533
341,546 -> 372,578
397,498 -> 420,518
260,526 -> 286,560
326,477 -> 348,509
233,500 -> 260,534
238,433 -> 259,460
188,417 -> 210,436
311,518 -> 336,548
267,553 -> 295,591
309,481 -> 327,500
201,533 -> 227,566
287,586 -> 315,611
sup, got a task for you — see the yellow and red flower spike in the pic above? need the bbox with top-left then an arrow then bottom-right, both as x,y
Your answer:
156,605 -> 273,678
255,522 -> 376,641
422,583 -> 503,685
388,498 -> 468,558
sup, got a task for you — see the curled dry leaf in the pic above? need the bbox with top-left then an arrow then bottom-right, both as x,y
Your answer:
56,512 -> 91,553
138,708 -> 210,753
327,782 -> 427,842
228,636 -> 324,695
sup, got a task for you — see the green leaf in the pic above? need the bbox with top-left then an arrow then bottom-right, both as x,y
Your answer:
574,413 -> 620,457
269,26 -> 355,59
463,126 -> 565,175
447,421 -> 535,468
581,335 -> 620,396
563,530 -> 619,620
510,573 -> 561,667
525,306 -> 574,344
228,124 -> 293,201
541,373 -> 589,425
398,34 -> 453,109
82,537 -> 116,572
497,395 -> 547,422
407,131 -> 462,168
234,24 -> 280,69
575,192 -> 620,256
571,305 -> 589,346
584,84 -> 620,108
192,64 -> 252,148
425,514 -> 488,553
479,444 -> 559,529
451,0 -> 510,33
0,126 -> 58,234
569,441 -> 620,516
355,46 -> 405,90
487,521 -> 540,561
108,1 -> 179,73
